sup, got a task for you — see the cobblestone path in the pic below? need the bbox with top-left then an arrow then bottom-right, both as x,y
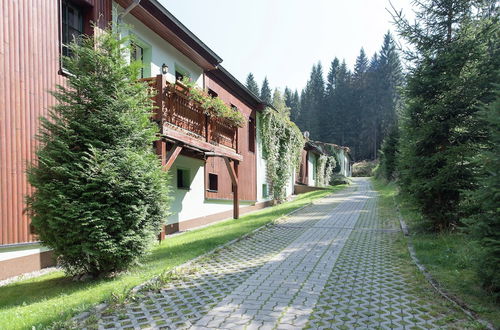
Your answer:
89,178 -> 469,330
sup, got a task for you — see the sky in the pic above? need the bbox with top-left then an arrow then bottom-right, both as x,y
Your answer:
160,0 -> 415,92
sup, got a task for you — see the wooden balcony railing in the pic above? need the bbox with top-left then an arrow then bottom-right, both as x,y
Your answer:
141,75 -> 238,151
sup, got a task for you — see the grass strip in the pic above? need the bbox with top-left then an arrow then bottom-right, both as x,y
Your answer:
0,185 -> 346,330
371,177 -> 500,329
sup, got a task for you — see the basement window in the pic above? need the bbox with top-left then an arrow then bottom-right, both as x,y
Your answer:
177,169 -> 190,189
208,173 -> 218,192
262,184 -> 268,198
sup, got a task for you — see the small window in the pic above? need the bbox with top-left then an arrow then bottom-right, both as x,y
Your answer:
262,184 -> 268,198
131,43 -> 144,78
208,89 -> 218,98
175,71 -> 184,82
230,104 -> 238,111
177,169 -> 190,189
61,0 -> 84,58
208,173 -> 218,192
249,117 -> 256,153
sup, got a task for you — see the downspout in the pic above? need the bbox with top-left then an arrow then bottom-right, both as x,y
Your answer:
118,0 -> 141,22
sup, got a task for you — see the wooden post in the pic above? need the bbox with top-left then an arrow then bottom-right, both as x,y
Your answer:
155,74 -> 167,123
164,144 -> 183,172
156,140 -> 167,168
234,161 -> 239,219
223,157 -> 239,219
155,139 -> 166,242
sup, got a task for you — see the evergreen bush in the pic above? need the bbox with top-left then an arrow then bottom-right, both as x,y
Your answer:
464,86 -> 500,299
27,28 -> 170,277
376,125 -> 399,180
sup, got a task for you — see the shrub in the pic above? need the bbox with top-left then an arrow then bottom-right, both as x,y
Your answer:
352,160 -> 378,177
330,174 -> 351,186
464,86 -> 500,299
26,28 -> 170,277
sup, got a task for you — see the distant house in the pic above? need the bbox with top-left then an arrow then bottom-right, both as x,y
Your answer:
0,0 -> 273,280
295,140 -> 352,192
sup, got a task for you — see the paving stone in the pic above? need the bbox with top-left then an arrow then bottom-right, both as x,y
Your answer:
79,179 -> 470,330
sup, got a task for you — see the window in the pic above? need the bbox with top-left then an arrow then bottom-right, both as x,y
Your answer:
61,0 -> 84,58
208,89 -> 218,98
177,169 -> 190,189
208,173 -> 218,192
248,117 -> 256,153
262,184 -> 268,198
175,70 -> 184,82
131,43 -> 144,78
175,65 -> 190,82
230,104 -> 238,111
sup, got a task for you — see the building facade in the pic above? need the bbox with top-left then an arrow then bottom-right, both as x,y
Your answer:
0,0 -> 279,280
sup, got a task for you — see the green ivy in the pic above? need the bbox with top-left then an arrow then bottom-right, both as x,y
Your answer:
261,91 -> 305,203
316,154 -> 336,187
181,77 -> 246,127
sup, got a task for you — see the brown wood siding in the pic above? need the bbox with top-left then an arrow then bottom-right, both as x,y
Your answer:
204,77 -> 257,202
297,149 -> 309,185
0,0 -> 111,245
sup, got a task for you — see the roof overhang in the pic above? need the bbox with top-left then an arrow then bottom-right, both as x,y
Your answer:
206,66 -> 264,110
116,0 -> 222,70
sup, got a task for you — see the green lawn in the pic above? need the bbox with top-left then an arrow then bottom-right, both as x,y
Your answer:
0,186 -> 346,330
371,178 -> 500,329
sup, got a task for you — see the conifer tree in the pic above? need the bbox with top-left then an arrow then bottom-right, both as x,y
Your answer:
26,29 -> 170,277
465,86 -> 500,298
291,90 -> 301,122
260,77 -> 272,104
394,0 -> 499,230
245,73 -> 260,96
298,63 -> 325,139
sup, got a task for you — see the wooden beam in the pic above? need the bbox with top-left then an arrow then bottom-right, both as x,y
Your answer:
164,144 -> 183,172
223,157 -> 239,219
156,140 -> 167,167
162,126 -> 243,161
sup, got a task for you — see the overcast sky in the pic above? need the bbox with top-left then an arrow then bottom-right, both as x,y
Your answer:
160,0 -> 415,92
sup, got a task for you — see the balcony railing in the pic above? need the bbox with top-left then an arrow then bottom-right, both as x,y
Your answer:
141,76 -> 238,151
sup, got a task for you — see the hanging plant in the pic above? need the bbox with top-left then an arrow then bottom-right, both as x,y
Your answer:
261,91 -> 305,203
180,77 -> 246,127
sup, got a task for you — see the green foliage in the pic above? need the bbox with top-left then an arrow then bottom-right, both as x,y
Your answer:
316,154 -> 337,187
330,174 -> 351,186
261,90 -> 305,203
260,77 -> 272,104
297,62 -> 325,138
376,125 -> 399,180
295,33 -> 402,161
464,85 -> 500,298
352,161 -> 378,177
26,28 -> 171,277
1,187 -> 346,330
180,77 -> 246,127
245,73 -> 260,96
394,0 -> 499,230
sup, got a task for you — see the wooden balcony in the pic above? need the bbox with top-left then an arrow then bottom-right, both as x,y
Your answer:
142,75 -> 241,161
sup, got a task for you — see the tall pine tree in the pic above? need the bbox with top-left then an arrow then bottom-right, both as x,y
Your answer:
260,77 -> 272,104
395,0 -> 499,230
245,73 -> 260,96
298,63 -> 325,139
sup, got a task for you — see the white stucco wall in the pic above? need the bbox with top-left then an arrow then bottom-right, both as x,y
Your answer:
113,3 -> 204,87
307,152 -> 317,186
167,155 -> 252,223
335,150 -> 351,177
256,113 -> 272,203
